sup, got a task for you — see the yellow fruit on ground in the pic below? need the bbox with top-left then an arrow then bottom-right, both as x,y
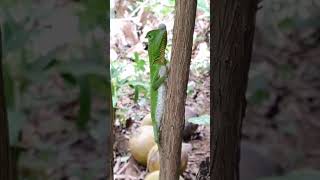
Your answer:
147,143 -> 189,174
144,170 -> 184,180
141,113 -> 152,126
129,125 -> 156,166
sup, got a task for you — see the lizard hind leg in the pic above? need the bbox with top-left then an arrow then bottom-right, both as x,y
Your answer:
154,80 -> 166,143
153,124 -> 160,144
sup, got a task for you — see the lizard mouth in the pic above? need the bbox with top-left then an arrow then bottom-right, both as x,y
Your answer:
144,42 -> 148,50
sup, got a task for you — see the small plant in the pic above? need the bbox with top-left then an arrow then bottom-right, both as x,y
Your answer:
187,115 -> 210,125
111,52 -> 149,107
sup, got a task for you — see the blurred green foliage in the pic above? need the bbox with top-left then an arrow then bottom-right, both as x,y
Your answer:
247,73 -> 270,105
111,52 -> 149,124
1,0 -> 109,179
247,0 -> 320,105
258,169 -> 320,180
76,0 -> 108,32
257,0 -> 320,48
1,3 -> 48,147
1,0 -> 108,148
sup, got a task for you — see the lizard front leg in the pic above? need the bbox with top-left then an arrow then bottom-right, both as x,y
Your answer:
151,64 -> 169,91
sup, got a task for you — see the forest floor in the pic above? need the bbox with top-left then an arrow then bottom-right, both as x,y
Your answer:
111,1 -> 320,179
13,0 -> 319,180
112,74 -> 210,180
111,1 -> 210,179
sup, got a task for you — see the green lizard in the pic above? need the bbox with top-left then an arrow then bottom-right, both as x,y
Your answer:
145,24 -> 169,145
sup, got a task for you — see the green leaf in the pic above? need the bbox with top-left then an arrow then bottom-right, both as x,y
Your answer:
61,73 -> 77,85
76,0 -> 108,32
278,17 -> 295,30
133,52 -> 145,72
134,86 -> 139,103
247,73 -> 270,105
187,115 -> 210,125
111,81 -> 119,108
249,89 -> 270,105
187,81 -> 196,95
129,81 -> 148,88
77,76 -> 91,130
88,74 -> 108,97
128,80 -> 149,102
161,6 -> 173,16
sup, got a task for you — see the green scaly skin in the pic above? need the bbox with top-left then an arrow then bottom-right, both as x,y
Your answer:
145,24 -> 169,145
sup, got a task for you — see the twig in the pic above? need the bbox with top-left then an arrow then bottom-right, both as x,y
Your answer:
116,162 -> 130,175
113,158 -> 121,173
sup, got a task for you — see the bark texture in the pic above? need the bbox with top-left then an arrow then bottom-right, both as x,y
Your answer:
106,11 -> 114,180
0,26 -> 11,180
159,0 -> 197,180
211,0 -> 258,180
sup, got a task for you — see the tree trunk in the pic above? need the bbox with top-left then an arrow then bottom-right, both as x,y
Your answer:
159,0 -> 197,180
105,104 -> 114,180
0,26 -> 11,180
210,0 -> 258,180
106,12 -> 114,180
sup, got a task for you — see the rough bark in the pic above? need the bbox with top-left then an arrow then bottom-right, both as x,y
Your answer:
106,10 -> 114,180
0,26 -> 11,180
210,0 -> 258,180
159,0 -> 197,180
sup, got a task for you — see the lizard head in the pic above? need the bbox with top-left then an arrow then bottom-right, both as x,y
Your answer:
145,24 -> 167,65
145,24 -> 166,40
